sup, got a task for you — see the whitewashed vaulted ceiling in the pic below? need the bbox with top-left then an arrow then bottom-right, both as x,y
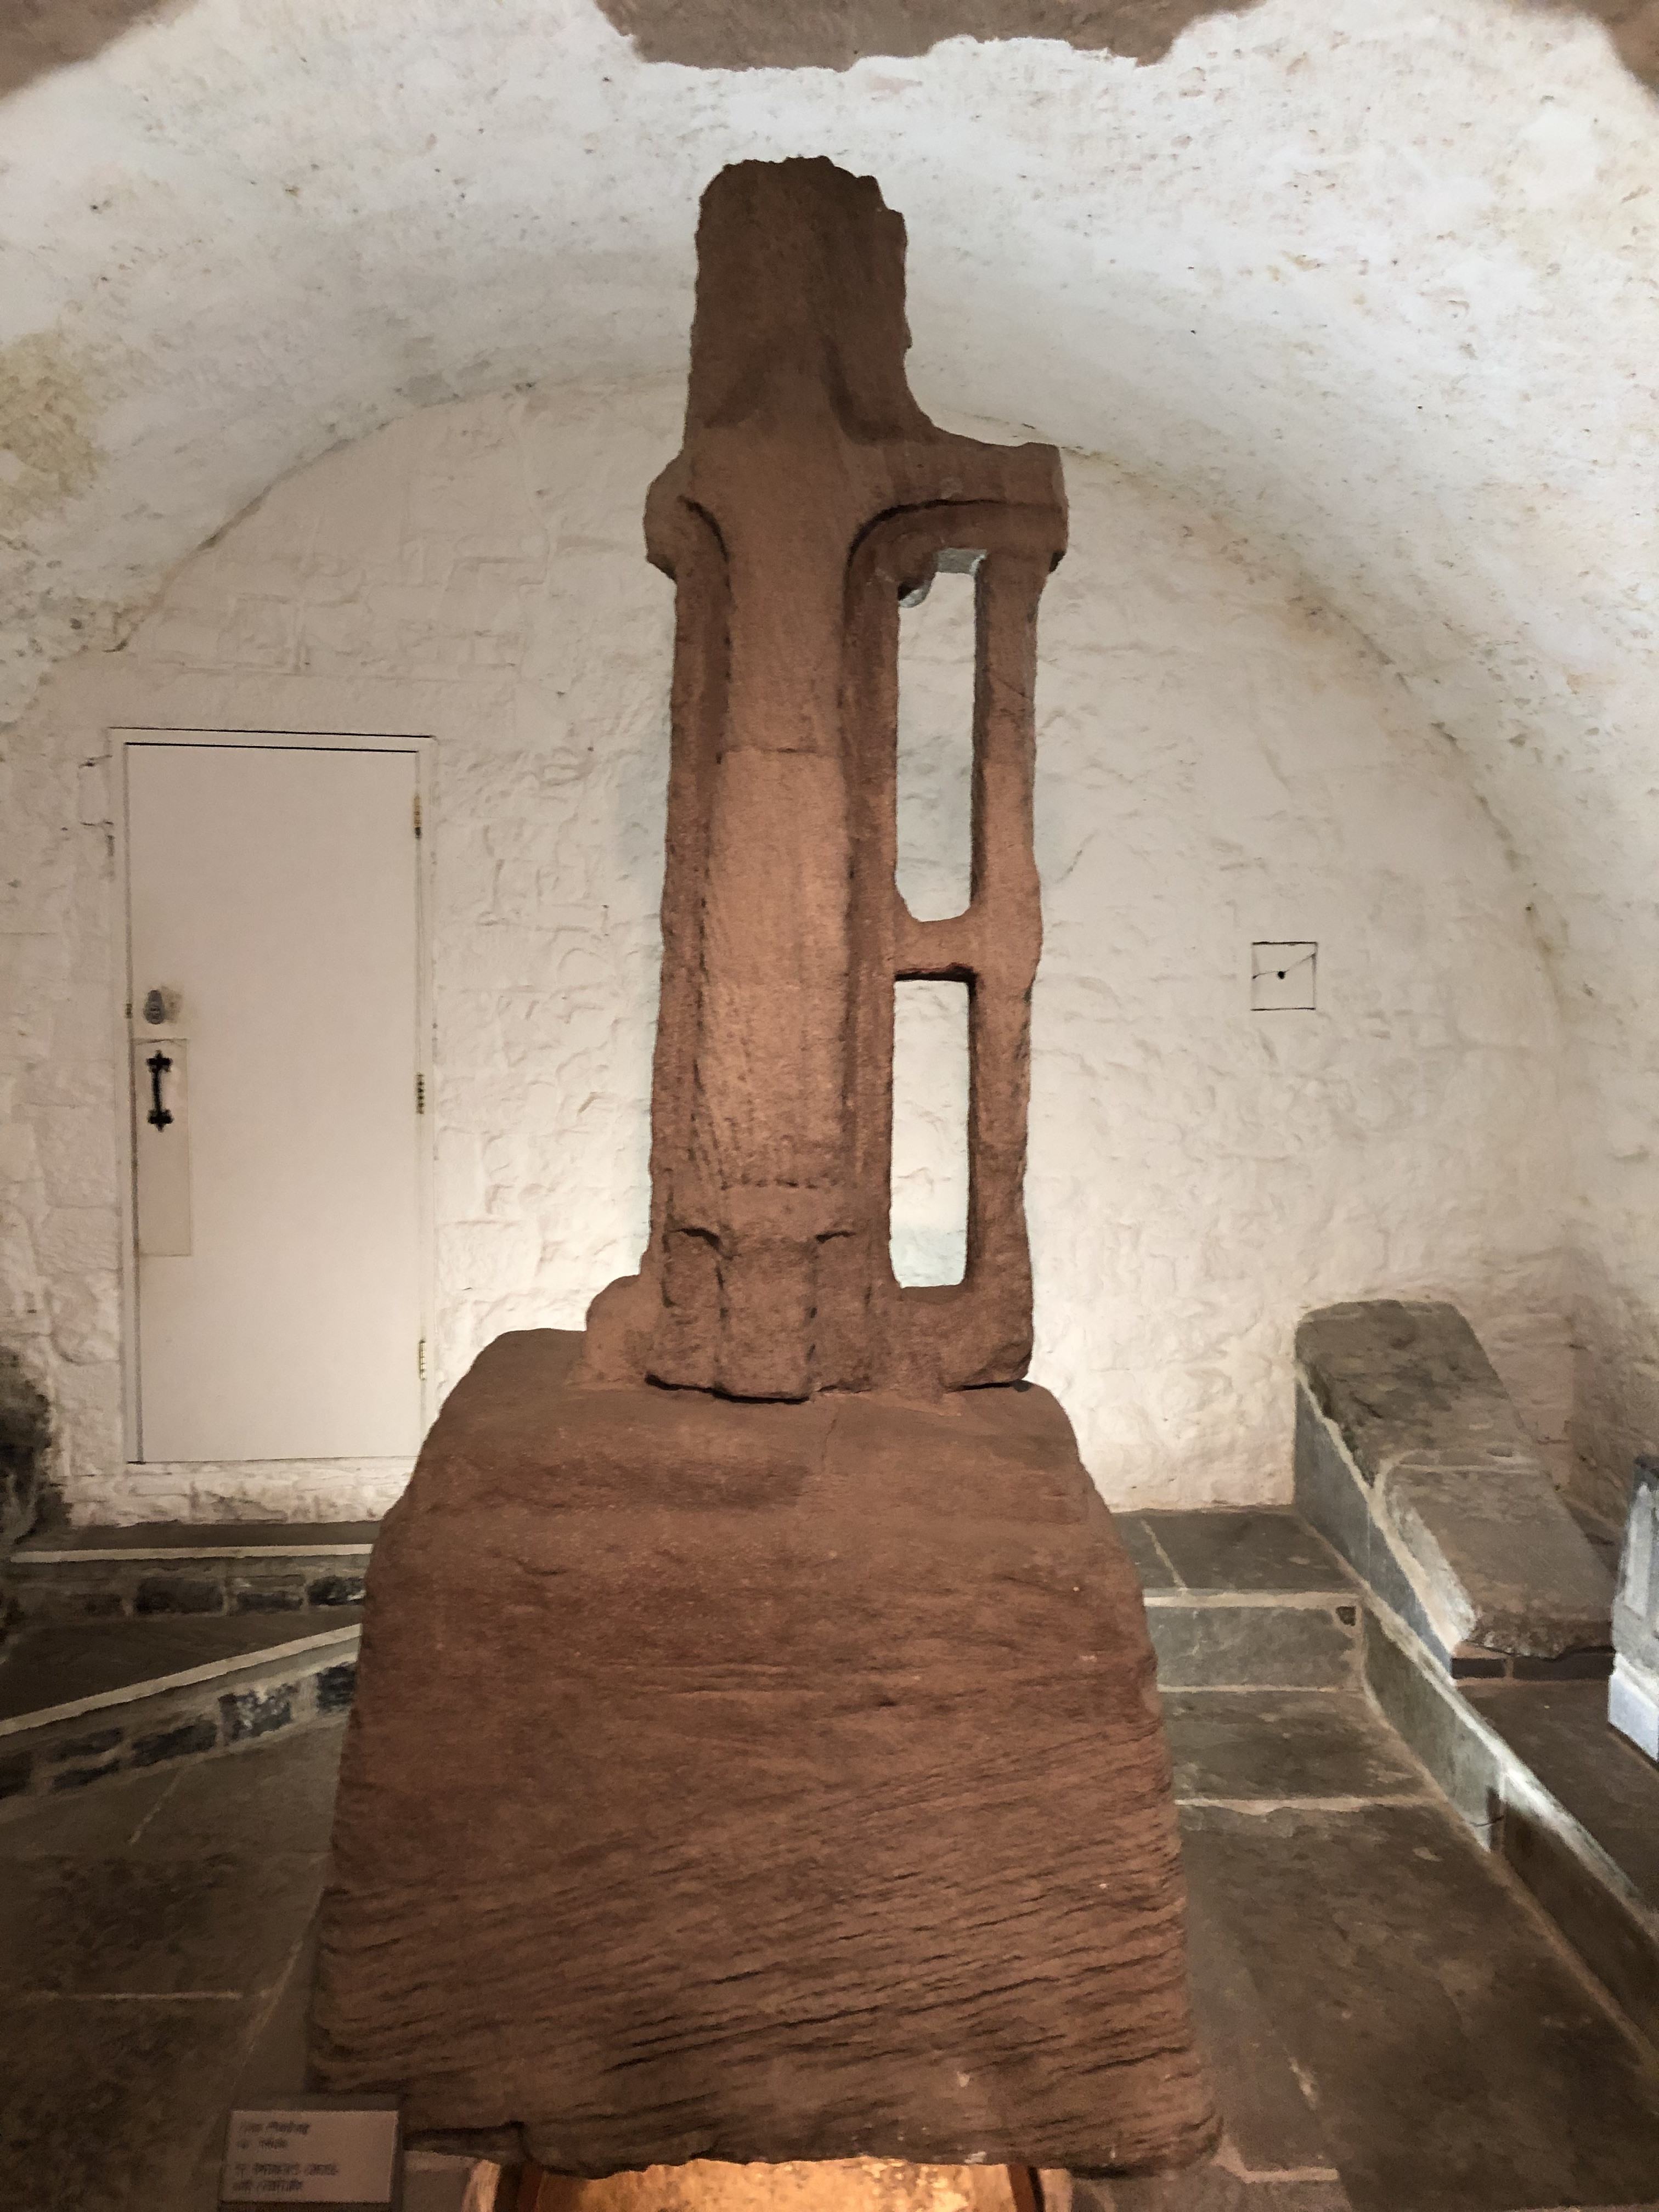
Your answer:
4,1 -> 1657,1451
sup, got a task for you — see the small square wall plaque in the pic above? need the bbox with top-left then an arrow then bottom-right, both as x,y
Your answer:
221,2101 -> 399,2205
1251,942 -> 1317,1012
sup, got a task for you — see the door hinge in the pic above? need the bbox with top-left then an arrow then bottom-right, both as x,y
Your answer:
417,1338 -> 427,1381
413,792 -> 423,838
415,1071 -> 426,1115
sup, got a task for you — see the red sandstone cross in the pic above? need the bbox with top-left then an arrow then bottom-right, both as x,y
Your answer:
583,157 -> 1068,1402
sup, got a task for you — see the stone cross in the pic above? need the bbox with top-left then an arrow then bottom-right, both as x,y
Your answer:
315,165 -> 1213,2181
586,157 -> 1066,1400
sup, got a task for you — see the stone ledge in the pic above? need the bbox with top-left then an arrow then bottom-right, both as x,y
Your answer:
0,1628 -> 359,1808
4,1520 -> 377,1622
1611,1660 -> 1659,1763
1361,1600 -> 1659,2050
1611,1456 -> 1659,1762
1294,1301 -> 1612,1664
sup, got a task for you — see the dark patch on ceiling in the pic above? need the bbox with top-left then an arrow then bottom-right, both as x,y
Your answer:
2,0 -> 1652,101
599,0 -> 1261,70
2,0 -> 180,95
595,0 -> 1658,88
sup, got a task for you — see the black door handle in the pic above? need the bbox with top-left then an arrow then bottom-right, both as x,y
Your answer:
146,1050 -> 174,1131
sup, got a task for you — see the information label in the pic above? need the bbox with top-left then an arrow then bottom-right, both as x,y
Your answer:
221,2106 -> 399,2204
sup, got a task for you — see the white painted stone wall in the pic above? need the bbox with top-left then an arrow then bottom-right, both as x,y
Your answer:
0,381 -> 1570,1520
4,0 -> 1654,1524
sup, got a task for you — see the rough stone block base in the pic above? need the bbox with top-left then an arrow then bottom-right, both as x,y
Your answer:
311,1330 -> 1215,2176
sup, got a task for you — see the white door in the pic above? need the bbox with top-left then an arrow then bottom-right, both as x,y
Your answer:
125,740 -> 424,1463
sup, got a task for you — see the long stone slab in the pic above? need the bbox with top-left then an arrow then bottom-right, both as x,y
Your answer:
1294,1301 -> 1612,1665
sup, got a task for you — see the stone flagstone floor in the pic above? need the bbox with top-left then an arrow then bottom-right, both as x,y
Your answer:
4,1679 -> 1659,2210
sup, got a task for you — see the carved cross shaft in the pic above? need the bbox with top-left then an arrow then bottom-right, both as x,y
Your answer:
585,158 -> 1066,1400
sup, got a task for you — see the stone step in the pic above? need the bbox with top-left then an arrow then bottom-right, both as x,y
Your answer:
1364,1595 -> 1659,2052
0,1508 -> 1357,1808
0,1609 -> 362,1807
1129,1509 -> 1659,2062
2,1519 -> 377,1621
1116,1508 -> 1362,1690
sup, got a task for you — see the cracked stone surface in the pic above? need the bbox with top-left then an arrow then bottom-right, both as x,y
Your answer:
1297,1302 -> 1613,1660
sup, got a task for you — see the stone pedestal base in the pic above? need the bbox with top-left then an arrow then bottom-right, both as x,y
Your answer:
310,1330 -> 1215,2175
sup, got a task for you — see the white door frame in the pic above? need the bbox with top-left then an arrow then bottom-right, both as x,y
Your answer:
111,726 -> 437,1469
